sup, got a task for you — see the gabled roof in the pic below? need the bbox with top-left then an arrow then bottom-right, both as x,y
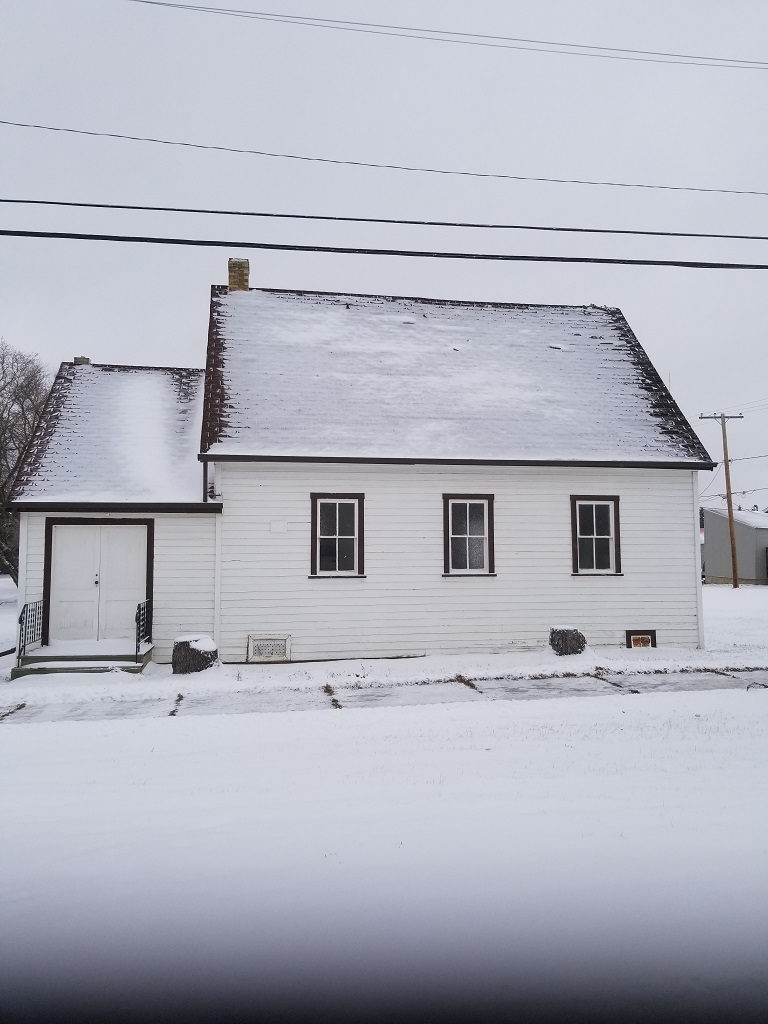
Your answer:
201,287 -> 713,467
11,363 -> 206,506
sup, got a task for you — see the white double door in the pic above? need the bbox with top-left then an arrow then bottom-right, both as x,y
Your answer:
49,524 -> 148,642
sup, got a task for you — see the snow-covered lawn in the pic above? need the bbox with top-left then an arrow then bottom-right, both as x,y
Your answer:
1,690 -> 767,1021
0,574 -> 16,651
2,585 -> 767,1018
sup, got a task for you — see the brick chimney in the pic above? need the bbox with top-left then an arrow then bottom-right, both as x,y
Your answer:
228,259 -> 250,291
73,356 -> 91,365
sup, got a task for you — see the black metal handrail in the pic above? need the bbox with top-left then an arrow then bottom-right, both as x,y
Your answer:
17,600 -> 44,667
135,599 -> 152,662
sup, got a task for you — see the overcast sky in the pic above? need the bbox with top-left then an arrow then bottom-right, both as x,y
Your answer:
2,0 -> 767,508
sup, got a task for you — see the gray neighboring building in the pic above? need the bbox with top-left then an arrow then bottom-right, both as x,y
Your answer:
703,508 -> 768,585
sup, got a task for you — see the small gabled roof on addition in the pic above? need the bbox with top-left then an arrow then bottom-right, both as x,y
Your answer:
201,287 -> 713,467
11,363 -> 208,508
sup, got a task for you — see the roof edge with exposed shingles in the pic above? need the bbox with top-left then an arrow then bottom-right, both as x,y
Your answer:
200,286 -> 714,467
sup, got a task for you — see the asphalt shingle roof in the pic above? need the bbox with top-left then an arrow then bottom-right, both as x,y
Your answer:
12,364 -> 204,503
202,288 -> 713,466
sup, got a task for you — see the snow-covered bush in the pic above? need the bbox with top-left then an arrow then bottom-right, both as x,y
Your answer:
172,635 -> 218,674
549,627 -> 586,656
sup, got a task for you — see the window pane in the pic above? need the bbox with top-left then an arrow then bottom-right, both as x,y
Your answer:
578,537 -> 594,570
319,537 -> 336,571
337,538 -> 355,571
451,536 -> 467,570
468,536 -> 485,570
594,537 -> 611,570
337,502 -> 356,537
595,504 -> 611,537
468,503 -> 485,536
451,502 -> 467,536
319,503 -> 337,537
578,504 -> 594,537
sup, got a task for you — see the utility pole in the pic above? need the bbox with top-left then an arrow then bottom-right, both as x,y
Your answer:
700,413 -> 744,588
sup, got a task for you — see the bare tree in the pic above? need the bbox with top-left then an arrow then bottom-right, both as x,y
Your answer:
0,339 -> 52,582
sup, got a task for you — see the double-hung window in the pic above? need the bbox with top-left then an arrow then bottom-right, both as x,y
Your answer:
443,495 -> 495,575
310,494 -> 364,575
571,496 -> 621,574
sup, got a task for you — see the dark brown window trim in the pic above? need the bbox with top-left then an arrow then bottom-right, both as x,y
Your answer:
571,574 -> 624,578
442,573 -> 497,578
307,575 -> 367,580
310,493 -> 365,576
442,494 -> 495,575
42,517 -> 154,647
570,495 -> 622,575
626,629 -> 657,649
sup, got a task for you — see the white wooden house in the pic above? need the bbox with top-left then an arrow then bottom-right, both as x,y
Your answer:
9,259 -> 714,673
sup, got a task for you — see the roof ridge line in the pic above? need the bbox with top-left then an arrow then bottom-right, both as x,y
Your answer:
65,362 -> 204,373
229,287 -> 618,313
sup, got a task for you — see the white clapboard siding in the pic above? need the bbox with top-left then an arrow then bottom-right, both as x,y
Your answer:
215,463 -> 702,661
20,511 -> 217,662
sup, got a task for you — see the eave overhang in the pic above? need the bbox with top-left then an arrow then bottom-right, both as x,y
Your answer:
8,501 -> 223,513
198,453 -> 716,471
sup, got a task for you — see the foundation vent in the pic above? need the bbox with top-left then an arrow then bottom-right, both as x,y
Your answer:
247,635 -> 291,663
625,630 -> 657,649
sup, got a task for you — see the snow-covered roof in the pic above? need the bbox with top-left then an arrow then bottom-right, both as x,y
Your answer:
202,288 -> 713,466
706,508 -> 768,530
12,363 -> 205,504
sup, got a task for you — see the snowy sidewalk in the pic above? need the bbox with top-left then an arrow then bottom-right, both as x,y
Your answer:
2,583 -> 767,723
2,665 -> 767,725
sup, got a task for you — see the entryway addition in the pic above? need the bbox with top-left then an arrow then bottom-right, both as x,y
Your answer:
47,522 -> 149,642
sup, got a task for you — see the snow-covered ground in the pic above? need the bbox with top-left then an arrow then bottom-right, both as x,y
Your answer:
0,574 -> 16,652
2,690 -> 766,1021
2,584 -> 767,719
2,585 -> 768,1019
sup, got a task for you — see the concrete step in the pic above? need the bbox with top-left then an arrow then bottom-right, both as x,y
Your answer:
11,661 -> 146,679
11,646 -> 153,679
22,655 -> 143,663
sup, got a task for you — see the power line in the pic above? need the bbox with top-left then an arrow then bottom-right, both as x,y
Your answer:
730,453 -> 768,462
4,197 -> 768,242
705,486 -> 768,499
123,2 -> 768,70
3,120 -> 768,198
699,465 -> 723,497
720,396 -> 768,413
4,227 -> 768,268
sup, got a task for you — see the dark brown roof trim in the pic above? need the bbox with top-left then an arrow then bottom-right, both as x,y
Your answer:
609,315 -> 713,465
63,362 -> 203,373
9,361 -> 76,502
198,454 -> 715,470
9,501 -> 222,513
201,284 -> 229,453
